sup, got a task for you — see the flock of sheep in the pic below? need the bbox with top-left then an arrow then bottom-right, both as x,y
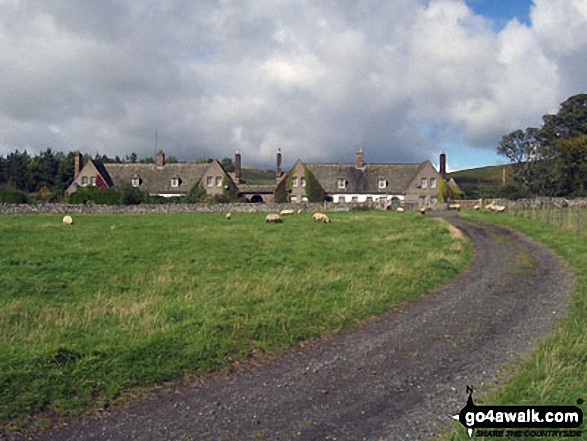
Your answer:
225,209 -> 331,224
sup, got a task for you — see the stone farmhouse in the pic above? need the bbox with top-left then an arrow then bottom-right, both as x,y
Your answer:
67,148 -> 447,207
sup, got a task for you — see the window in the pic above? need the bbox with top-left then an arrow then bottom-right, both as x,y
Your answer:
378,179 -> 387,189
207,176 -> 213,187
131,176 -> 140,187
430,178 -> 437,189
419,196 -> 427,206
338,178 -> 347,189
291,196 -> 297,202
292,177 -> 298,187
421,178 -> 427,188
171,177 -> 180,188
301,177 -> 306,187
352,196 -> 359,203
81,176 -> 88,186
90,176 -> 96,186
216,176 -> 222,187
337,195 -> 346,203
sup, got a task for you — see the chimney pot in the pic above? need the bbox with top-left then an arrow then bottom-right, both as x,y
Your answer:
439,152 -> 446,179
276,148 -> 282,179
156,150 -> 165,167
235,150 -> 242,184
356,148 -> 364,168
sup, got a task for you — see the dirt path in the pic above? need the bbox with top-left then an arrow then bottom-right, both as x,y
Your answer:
7,215 -> 573,441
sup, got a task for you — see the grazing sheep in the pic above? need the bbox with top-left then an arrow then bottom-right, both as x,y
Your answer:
494,205 -> 506,212
297,209 -> 303,214
265,213 -> 283,223
280,209 -> 295,216
449,204 -> 461,211
62,215 -> 73,225
226,213 -> 232,221
396,207 -> 404,212
474,205 -> 481,210
312,213 -> 331,223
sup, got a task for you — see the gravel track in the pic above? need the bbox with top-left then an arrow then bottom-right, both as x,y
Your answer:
6,215 -> 573,441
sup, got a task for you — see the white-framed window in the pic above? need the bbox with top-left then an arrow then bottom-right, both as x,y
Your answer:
378,179 -> 387,189
291,196 -> 297,202
352,196 -> 359,203
292,177 -> 298,187
430,178 -> 437,189
132,177 -> 140,187
206,176 -> 213,187
301,177 -> 306,187
81,176 -> 88,186
338,178 -> 347,189
419,196 -> 427,206
337,195 -> 346,203
171,177 -> 180,188
90,176 -> 96,186
421,178 -> 427,188
216,176 -> 222,187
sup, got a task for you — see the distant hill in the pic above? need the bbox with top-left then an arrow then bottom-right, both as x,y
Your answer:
241,167 -> 277,185
447,164 -> 514,199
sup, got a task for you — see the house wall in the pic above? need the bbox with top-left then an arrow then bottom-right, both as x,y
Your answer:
405,161 -> 441,207
288,161 -> 308,203
200,161 -> 229,197
65,161 -> 103,194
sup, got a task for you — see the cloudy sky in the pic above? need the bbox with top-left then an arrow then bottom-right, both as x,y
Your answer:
0,0 -> 586,171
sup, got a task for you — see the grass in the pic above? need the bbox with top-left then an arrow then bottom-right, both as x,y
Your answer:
0,210 -> 470,430
441,211 -> 587,440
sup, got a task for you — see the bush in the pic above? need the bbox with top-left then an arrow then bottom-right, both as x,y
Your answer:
66,186 -> 121,205
0,190 -> 28,204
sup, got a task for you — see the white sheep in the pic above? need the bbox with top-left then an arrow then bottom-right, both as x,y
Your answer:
312,213 -> 331,223
226,213 -> 232,221
265,213 -> 283,223
62,215 -> 73,226
396,207 -> 404,212
449,204 -> 461,211
280,209 -> 294,216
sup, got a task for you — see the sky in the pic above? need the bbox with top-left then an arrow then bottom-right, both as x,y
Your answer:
0,0 -> 586,172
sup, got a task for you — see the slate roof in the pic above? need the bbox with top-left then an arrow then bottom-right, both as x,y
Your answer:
236,184 -> 276,194
103,163 -> 210,195
305,162 -> 427,194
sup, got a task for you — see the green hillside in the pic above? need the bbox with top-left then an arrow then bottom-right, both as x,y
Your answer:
448,164 -> 514,199
241,167 -> 277,184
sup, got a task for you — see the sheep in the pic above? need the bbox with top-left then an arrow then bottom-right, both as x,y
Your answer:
280,209 -> 295,216
62,215 -> 73,226
396,207 -> 404,212
265,213 -> 283,223
312,212 -> 331,223
449,204 -> 461,211
473,205 -> 481,210
226,213 -> 231,221
297,209 -> 303,214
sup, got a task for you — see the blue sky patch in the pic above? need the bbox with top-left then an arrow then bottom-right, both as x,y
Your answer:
466,0 -> 533,29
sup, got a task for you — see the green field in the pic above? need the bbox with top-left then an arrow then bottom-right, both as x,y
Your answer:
448,164 -> 513,198
443,211 -> 587,440
0,211 -> 470,429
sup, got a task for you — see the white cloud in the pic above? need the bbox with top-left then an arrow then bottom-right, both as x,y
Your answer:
0,0 -> 585,169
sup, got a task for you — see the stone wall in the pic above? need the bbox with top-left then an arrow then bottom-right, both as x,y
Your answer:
0,202 -> 343,215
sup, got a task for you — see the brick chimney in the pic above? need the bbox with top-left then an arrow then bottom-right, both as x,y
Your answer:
276,148 -> 282,179
234,150 -> 242,184
439,152 -> 446,179
355,148 -> 364,168
156,150 -> 165,167
74,149 -> 82,179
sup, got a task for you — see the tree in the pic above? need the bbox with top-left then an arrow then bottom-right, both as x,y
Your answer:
220,157 -> 235,172
497,128 -> 544,195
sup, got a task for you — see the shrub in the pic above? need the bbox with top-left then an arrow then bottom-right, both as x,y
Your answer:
0,190 -> 28,204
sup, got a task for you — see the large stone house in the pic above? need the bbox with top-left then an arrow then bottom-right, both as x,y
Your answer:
67,148 -> 447,207
66,150 -> 235,198
282,150 -> 446,208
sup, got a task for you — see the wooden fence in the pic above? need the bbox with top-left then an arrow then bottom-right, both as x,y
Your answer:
506,198 -> 587,235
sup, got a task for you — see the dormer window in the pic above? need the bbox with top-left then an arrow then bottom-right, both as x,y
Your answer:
171,176 -> 181,188
131,175 -> 141,187
378,178 -> 388,189
337,178 -> 347,189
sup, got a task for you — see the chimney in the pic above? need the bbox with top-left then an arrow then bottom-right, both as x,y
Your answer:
74,150 -> 82,179
276,148 -> 282,179
156,150 -> 165,167
356,148 -> 364,168
234,150 -> 242,184
439,152 -> 446,179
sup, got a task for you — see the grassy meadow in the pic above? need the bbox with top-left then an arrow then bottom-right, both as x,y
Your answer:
443,211 -> 587,440
0,210 -> 470,429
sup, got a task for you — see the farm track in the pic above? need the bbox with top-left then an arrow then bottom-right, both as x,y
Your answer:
6,213 -> 573,441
